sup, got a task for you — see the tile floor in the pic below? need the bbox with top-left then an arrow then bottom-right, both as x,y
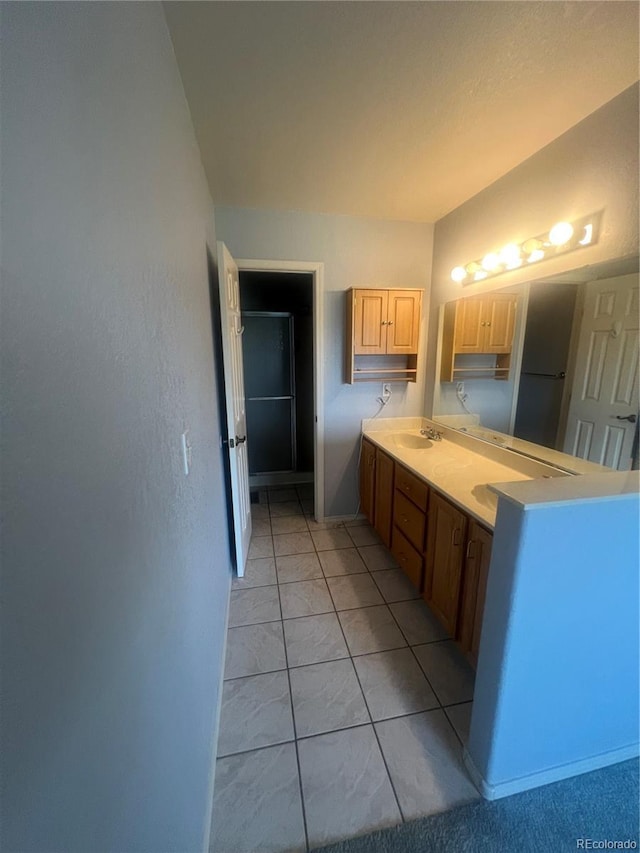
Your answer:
211,485 -> 479,853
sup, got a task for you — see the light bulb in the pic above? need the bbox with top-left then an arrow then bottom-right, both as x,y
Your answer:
482,252 -> 500,272
579,223 -> 593,245
527,249 -> 545,263
451,266 -> 467,283
499,243 -> 521,267
474,270 -> 488,281
522,238 -> 542,255
549,221 -> 574,246
465,261 -> 482,275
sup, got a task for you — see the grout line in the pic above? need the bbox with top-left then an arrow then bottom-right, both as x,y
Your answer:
280,603 -> 311,853
286,652 -> 350,670
443,706 -> 469,750
222,667 -> 288,685
228,616 -> 284,629
443,698 -> 474,709
217,736 -> 295,761
332,602 -> 406,825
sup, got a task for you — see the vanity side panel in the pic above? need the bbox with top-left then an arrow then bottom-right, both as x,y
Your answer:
468,492 -> 640,795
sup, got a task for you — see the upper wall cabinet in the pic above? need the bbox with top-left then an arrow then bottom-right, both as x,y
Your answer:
346,288 -> 423,383
440,292 -> 517,382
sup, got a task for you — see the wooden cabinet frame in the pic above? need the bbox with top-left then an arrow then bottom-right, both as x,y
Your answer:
440,292 -> 517,382
457,522 -> 493,667
346,288 -> 422,383
359,439 -> 493,668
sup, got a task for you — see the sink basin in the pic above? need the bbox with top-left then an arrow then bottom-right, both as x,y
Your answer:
471,484 -> 498,511
391,433 -> 433,450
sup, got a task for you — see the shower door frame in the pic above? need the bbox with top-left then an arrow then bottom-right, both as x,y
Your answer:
242,310 -> 297,475
236,258 -> 325,522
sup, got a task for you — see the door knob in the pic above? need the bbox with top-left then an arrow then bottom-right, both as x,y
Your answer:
235,435 -> 247,444
614,414 -> 637,423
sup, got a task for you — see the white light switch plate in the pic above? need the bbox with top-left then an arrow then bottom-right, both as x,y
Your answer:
181,431 -> 191,476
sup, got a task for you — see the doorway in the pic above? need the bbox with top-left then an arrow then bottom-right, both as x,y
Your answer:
236,259 -> 325,520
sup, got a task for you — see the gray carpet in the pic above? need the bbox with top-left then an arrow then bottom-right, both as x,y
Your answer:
312,759 -> 639,852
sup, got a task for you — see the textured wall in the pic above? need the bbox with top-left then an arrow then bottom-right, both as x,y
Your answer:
215,207 -> 434,516
469,484 -> 639,794
427,84 -> 640,416
0,4 -> 230,851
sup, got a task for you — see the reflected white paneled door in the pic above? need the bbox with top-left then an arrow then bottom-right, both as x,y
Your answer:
217,241 -> 252,576
564,274 -> 639,470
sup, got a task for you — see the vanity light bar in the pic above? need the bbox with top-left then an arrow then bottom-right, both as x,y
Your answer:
450,212 -> 601,285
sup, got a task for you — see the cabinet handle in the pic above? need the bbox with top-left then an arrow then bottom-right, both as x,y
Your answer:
486,321 -> 491,327
381,320 -> 388,325
402,516 -> 409,524
480,321 -> 486,326
451,528 -> 462,547
466,540 -> 476,559
388,321 -> 394,325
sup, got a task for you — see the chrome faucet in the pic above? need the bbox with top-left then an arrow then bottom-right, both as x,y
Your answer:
420,427 -> 443,441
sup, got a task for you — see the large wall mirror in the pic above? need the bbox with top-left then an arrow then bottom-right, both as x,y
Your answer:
433,256 -> 639,472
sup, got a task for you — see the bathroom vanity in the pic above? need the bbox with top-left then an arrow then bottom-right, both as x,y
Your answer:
360,416 -> 569,665
360,416 -> 639,800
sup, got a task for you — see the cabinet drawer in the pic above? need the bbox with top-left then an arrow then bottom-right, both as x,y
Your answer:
391,526 -> 423,590
393,491 -> 426,551
394,465 -> 429,511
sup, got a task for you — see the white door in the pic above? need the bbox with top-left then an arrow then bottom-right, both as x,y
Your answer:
217,241 -> 252,576
564,274 -> 639,469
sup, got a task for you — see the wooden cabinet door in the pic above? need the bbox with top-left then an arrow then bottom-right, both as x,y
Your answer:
374,449 -> 394,547
386,290 -> 421,354
453,297 -> 485,353
360,438 -> 377,524
424,492 -> 468,636
483,294 -> 517,353
353,290 -> 388,354
457,522 -> 493,667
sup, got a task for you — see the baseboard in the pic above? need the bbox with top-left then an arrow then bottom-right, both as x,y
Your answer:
463,742 -> 640,801
249,472 -> 313,487
202,574 -> 233,853
323,513 -> 368,524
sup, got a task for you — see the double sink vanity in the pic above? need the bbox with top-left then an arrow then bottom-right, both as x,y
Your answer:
359,416 -> 576,668
359,415 -> 639,799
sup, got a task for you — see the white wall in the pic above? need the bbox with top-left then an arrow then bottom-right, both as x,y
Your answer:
0,4 -> 230,851
468,479 -> 639,796
215,207 -> 434,516
426,84 -> 639,416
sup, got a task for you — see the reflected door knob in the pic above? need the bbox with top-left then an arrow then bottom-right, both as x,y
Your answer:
614,414 -> 637,423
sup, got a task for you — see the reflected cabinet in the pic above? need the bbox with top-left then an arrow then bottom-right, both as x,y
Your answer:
440,292 -> 517,381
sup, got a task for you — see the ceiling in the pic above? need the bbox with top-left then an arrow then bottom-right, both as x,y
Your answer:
164,1 -> 639,223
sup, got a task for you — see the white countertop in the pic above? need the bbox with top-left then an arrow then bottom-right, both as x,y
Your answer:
489,469 -> 640,510
363,417 -> 640,528
362,422 -> 541,528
